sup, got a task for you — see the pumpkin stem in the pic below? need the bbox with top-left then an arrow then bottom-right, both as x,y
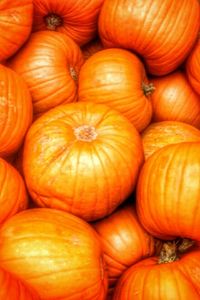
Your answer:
44,14 -> 63,30
142,82 -> 155,96
177,238 -> 195,253
74,125 -> 98,142
70,67 -> 78,81
158,241 -> 179,264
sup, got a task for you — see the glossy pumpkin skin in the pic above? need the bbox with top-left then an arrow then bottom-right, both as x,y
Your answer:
99,0 -> 200,76
0,208 -> 107,300
151,71 -> 200,129
0,158 -> 28,224
0,64 -> 33,158
136,142 -> 200,241
186,40 -> 200,95
113,250 -> 200,300
0,268 -> 40,300
94,205 -> 155,292
8,31 -> 84,116
0,0 -> 33,62
82,39 -> 104,60
78,48 -> 153,132
23,102 -> 144,221
32,0 -> 104,46
142,121 -> 200,160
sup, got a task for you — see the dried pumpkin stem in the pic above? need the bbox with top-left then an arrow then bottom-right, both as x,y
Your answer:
177,238 -> 195,253
158,241 -> 179,264
70,67 -> 78,81
44,14 -> 63,30
142,82 -> 155,96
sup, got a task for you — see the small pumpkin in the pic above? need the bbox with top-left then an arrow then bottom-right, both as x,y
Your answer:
0,208 -> 108,300
78,48 -> 153,132
142,121 -> 200,160
8,31 -> 84,117
23,102 -> 144,221
186,39 -> 200,95
151,71 -> 200,128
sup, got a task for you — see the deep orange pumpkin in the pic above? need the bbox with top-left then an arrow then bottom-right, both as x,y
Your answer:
151,71 -> 200,128
78,48 -> 153,132
0,268 -> 40,300
23,102 -> 144,221
0,0 -> 33,62
32,0 -> 104,46
94,205 -> 155,294
0,208 -> 108,300
82,39 -> 104,60
8,31 -> 84,117
136,142 -> 200,241
99,0 -> 200,75
0,64 -> 33,158
0,158 -> 28,224
142,121 -> 200,160
186,39 -> 200,95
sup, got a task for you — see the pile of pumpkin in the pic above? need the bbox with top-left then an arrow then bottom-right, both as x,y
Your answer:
0,0 -> 200,299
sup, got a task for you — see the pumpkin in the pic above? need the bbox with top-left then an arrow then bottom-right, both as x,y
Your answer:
136,142 -> 200,241
0,208 -> 108,300
186,39 -> 200,95
0,64 -> 33,158
93,204 -> 155,296
151,71 -> 200,128
0,158 -> 28,224
8,31 -> 84,117
0,0 -> 33,62
32,0 -> 104,46
23,102 -> 144,221
78,48 -> 153,132
113,240 -> 200,299
0,268 -> 40,300
99,0 -> 200,76
142,121 -> 200,160
82,39 -> 104,60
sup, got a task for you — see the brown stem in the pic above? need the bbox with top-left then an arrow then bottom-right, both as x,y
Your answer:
44,14 -> 63,31
177,238 -> 195,253
142,82 -> 155,96
158,241 -> 179,264
70,67 -> 78,81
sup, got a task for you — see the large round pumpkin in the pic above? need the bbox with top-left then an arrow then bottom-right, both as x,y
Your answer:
151,71 -> 200,128
0,268 -> 40,300
0,0 -> 33,62
23,102 -> 144,221
32,0 -> 104,46
142,121 -> 200,160
78,48 -> 153,132
99,0 -> 200,75
8,31 -> 84,117
0,64 -> 33,158
0,208 -> 108,300
94,205 -> 155,294
0,158 -> 28,224
136,142 -> 200,241
186,39 -> 200,95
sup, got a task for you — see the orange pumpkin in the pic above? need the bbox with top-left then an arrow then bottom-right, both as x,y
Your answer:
136,142 -> 200,241
0,208 -> 108,300
23,102 -> 144,221
151,71 -> 200,128
142,121 -> 200,160
0,158 -> 28,224
32,0 -> 104,46
8,31 -> 84,117
186,39 -> 200,95
0,64 -> 33,158
82,39 -> 104,60
78,48 -> 153,132
0,0 -> 33,62
94,205 -> 155,295
99,0 -> 200,75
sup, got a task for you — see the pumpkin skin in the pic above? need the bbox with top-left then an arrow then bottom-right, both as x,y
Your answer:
186,39 -> 200,95
0,0 -> 33,62
93,205 -> 155,294
23,102 -> 144,221
8,31 -> 84,117
99,0 -> 200,76
113,250 -> 200,300
0,158 -> 28,225
32,0 -> 104,46
0,208 -> 108,300
136,142 -> 200,241
82,39 -> 104,60
151,71 -> 200,128
0,64 -> 33,158
142,121 -> 200,160
0,268 -> 40,300
78,48 -> 153,132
